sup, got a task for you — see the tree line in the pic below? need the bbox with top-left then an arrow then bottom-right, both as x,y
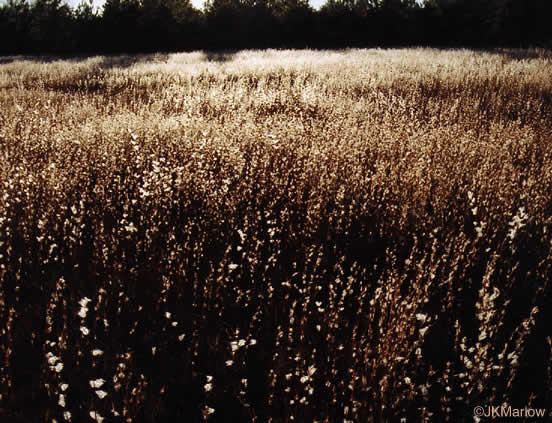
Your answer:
1,0 -> 551,55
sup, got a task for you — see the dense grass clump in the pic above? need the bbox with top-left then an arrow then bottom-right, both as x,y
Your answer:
0,48 -> 551,422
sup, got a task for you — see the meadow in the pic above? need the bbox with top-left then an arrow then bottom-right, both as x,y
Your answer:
0,48 -> 551,422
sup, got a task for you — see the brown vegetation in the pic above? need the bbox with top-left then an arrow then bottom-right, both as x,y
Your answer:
0,48 -> 551,422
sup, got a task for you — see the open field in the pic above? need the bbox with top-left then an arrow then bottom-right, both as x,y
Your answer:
1,48 -> 552,422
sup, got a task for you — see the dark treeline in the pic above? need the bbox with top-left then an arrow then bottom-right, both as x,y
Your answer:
1,0 -> 551,55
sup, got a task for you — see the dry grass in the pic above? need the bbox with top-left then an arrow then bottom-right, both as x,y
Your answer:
0,48 -> 551,422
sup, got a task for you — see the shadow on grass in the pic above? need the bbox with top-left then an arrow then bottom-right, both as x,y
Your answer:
201,50 -> 238,63
0,52 -> 171,69
0,50 -> 239,67
482,47 -> 552,61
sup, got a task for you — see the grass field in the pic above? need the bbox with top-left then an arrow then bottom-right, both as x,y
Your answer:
1,48 -> 551,422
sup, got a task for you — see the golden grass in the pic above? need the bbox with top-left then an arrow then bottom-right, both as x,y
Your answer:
0,48 -> 551,422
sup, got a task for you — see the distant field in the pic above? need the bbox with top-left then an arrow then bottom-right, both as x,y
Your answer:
1,48 -> 551,422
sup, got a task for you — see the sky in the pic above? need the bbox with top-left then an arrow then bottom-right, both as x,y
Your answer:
61,0 -> 327,11
1,0 -> 424,13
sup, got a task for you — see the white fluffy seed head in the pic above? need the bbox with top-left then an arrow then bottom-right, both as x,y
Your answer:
89,378 -> 105,389
89,411 -> 104,423
95,390 -> 108,399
